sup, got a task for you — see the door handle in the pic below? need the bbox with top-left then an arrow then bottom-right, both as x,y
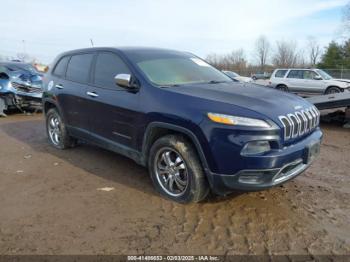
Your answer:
55,84 -> 64,89
87,91 -> 99,98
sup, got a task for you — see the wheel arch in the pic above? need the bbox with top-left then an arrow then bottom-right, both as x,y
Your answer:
141,122 -> 210,173
44,101 -> 57,114
276,83 -> 288,89
325,85 -> 341,93
43,99 -> 67,122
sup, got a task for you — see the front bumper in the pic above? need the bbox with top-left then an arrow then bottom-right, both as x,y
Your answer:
206,129 -> 322,195
0,92 -> 42,110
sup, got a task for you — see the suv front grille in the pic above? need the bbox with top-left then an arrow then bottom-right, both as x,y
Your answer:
279,106 -> 320,141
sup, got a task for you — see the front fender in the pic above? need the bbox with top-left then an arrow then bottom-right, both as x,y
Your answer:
42,97 -> 67,123
141,121 -> 214,175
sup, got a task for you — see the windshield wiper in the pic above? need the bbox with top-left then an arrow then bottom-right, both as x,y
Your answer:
159,84 -> 181,88
207,80 -> 227,84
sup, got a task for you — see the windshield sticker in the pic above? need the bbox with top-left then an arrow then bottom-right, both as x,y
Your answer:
191,58 -> 210,67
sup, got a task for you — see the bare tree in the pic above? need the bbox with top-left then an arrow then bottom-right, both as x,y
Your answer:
206,53 -> 221,67
296,50 -> 308,67
273,40 -> 298,67
223,49 -> 247,72
206,49 -> 247,74
254,35 -> 270,70
307,37 -> 321,66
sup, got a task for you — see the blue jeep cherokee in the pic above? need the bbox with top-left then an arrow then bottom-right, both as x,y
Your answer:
43,47 -> 322,203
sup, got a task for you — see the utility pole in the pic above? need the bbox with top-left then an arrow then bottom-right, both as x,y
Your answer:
22,40 -> 26,53
90,39 -> 94,47
341,64 -> 344,79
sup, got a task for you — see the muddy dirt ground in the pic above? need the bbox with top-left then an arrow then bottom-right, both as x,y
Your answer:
0,114 -> 349,255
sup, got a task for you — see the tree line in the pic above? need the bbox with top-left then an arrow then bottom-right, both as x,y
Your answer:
205,35 -> 332,76
318,40 -> 350,70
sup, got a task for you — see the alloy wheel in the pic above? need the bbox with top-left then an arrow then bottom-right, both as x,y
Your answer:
48,115 -> 61,146
154,148 -> 188,197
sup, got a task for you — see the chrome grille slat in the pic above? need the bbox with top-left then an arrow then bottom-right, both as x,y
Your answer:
309,108 -> 317,128
279,107 -> 319,141
295,111 -> 306,135
279,116 -> 292,139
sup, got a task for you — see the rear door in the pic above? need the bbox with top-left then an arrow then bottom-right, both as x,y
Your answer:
57,53 -> 94,132
285,70 -> 304,93
86,51 -> 140,148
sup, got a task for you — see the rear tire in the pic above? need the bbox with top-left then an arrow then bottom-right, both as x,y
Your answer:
148,135 -> 209,203
325,86 -> 341,94
46,108 -> 77,149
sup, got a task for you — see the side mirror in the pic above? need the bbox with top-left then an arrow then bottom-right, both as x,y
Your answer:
313,75 -> 322,80
114,74 -> 138,89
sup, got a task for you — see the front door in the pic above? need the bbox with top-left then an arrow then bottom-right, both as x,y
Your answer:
86,51 -> 141,148
302,70 -> 326,95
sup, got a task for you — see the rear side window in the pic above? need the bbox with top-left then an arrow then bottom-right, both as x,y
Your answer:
66,54 -> 94,83
287,70 -> 303,79
275,70 -> 287,78
53,56 -> 69,77
93,52 -> 131,89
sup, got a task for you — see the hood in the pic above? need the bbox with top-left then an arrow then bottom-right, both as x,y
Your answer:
332,78 -> 350,85
167,82 -> 313,120
10,70 -> 42,88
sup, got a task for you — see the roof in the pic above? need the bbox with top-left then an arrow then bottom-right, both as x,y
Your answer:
55,46 -> 192,61
274,68 -> 319,70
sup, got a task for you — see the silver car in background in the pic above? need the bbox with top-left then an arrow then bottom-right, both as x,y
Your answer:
270,68 -> 350,96
222,70 -> 252,83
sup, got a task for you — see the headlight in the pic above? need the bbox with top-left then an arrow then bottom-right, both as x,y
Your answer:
241,141 -> 271,155
207,112 -> 270,128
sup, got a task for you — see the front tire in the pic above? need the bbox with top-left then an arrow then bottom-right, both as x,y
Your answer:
148,135 -> 209,203
46,108 -> 77,149
325,86 -> 341,94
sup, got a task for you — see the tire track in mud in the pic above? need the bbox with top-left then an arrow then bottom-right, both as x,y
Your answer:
0,115 -> 349,255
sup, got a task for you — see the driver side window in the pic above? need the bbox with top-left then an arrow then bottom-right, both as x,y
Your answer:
303,70 -> 318,80
94,52 -> 131,89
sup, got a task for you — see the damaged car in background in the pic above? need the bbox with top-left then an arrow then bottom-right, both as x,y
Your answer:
0,62 -> 43,116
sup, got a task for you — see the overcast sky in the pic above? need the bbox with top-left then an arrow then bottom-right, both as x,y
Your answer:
0,0 -> 347,64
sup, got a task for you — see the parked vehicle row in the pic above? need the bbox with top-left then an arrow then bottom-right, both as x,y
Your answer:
43,47 -> 322,203
0,62 -> 43,115
252,72 -> 271,80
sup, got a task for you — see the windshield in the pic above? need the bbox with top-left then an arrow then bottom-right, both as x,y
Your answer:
134,54 -> 232,86
316,69 -> 332,80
